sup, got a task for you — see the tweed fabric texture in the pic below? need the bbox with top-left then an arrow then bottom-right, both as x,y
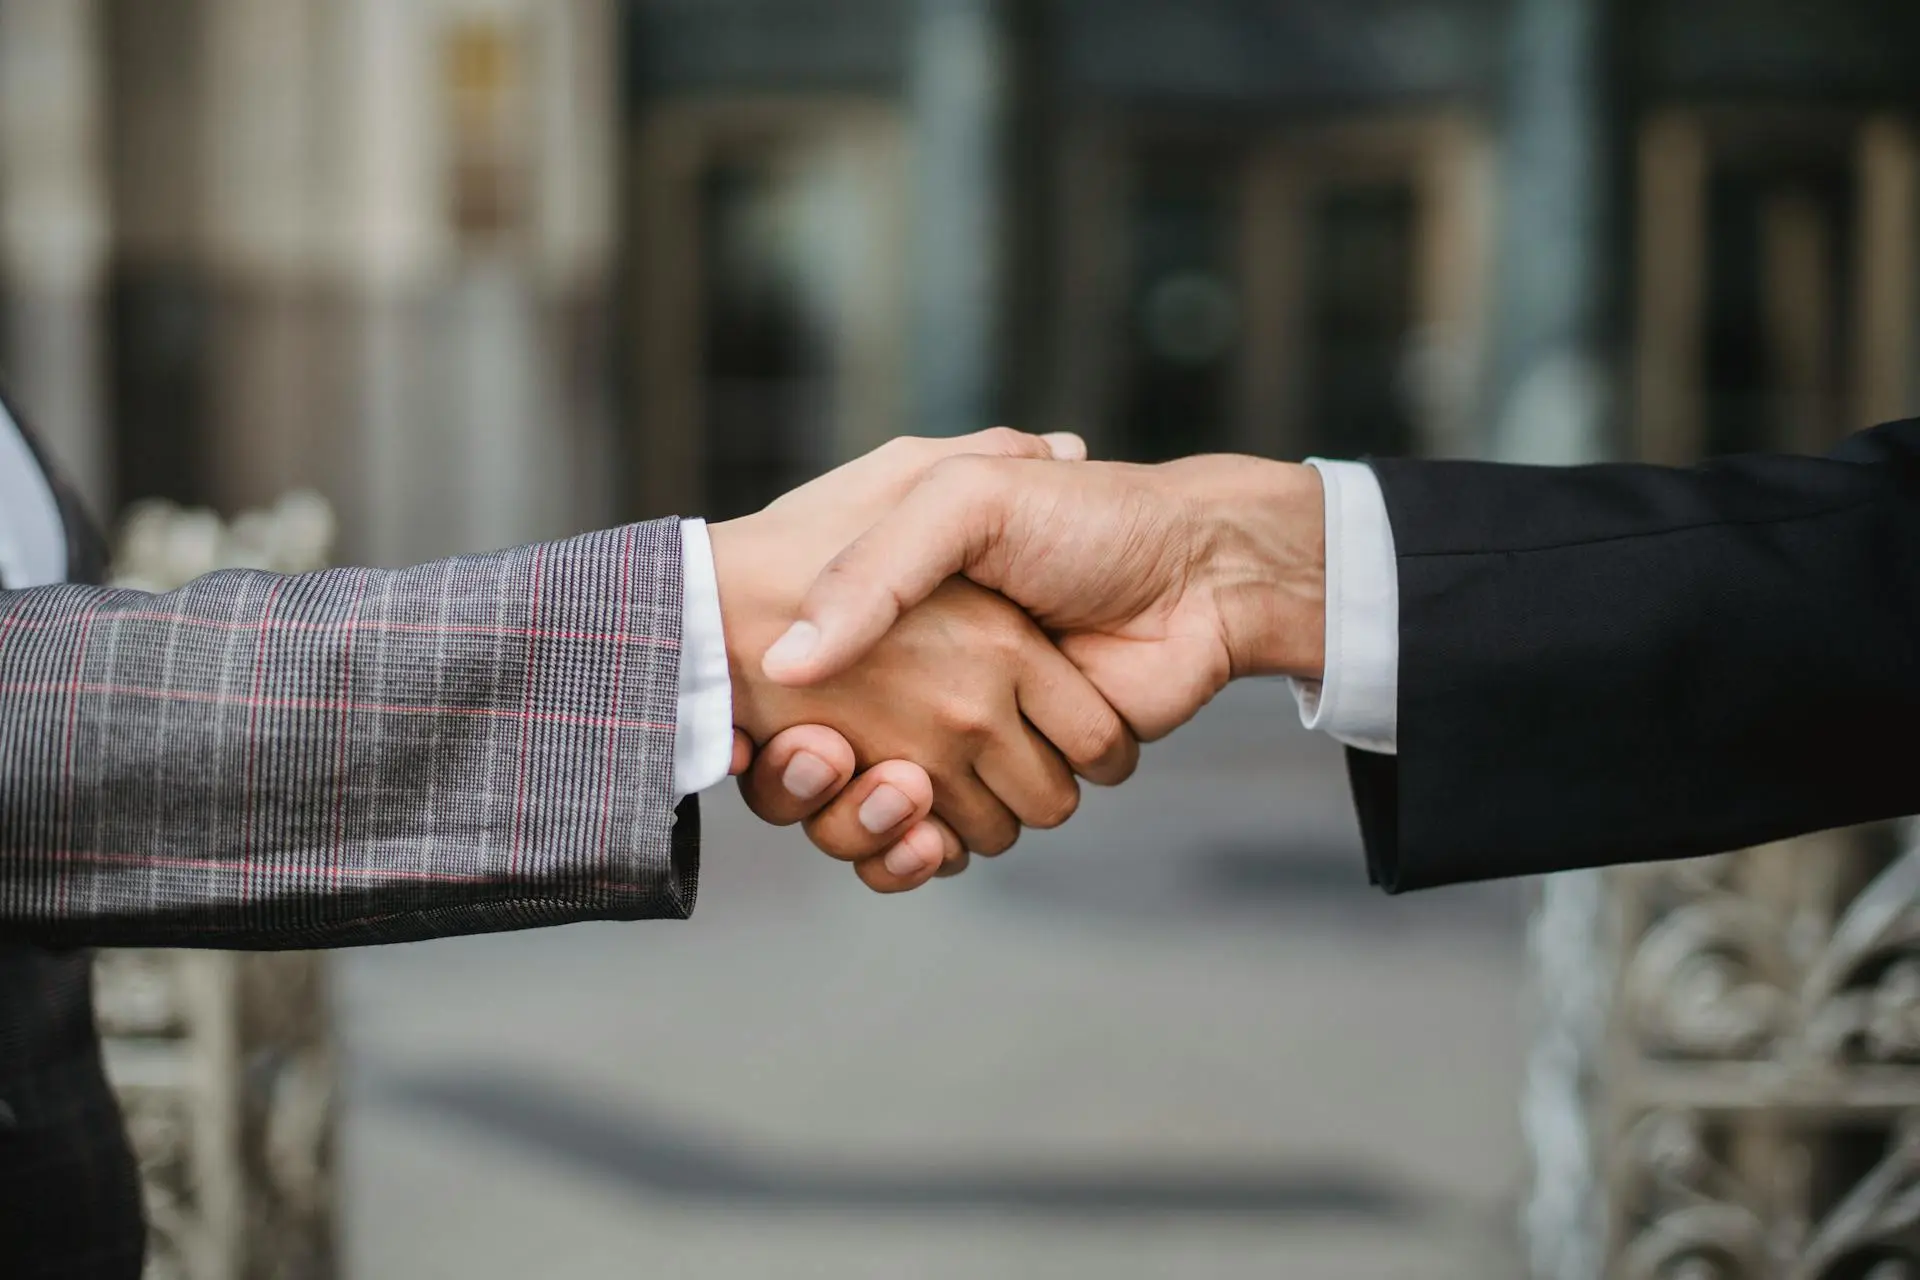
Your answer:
1,519 -> 698,951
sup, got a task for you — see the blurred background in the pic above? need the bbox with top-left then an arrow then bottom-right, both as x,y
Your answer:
3,0 -> 1920,1277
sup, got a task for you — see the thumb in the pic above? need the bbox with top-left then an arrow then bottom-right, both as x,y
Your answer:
762,459 -> 1007,686
1039,431 -> 1087,461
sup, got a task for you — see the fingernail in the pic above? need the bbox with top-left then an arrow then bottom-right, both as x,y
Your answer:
762,621 -> 820,677
1041,432 -> 1087,461
781,752 -> 837,801
859,784 -> 916,835
884,829 -> 939,878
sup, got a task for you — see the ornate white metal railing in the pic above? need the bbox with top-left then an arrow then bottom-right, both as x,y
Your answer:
1529,825 -> 1920,1279
96,493 -> 341,1280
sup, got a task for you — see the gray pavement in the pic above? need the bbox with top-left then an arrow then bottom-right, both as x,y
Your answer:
340,682 -> 1530,1279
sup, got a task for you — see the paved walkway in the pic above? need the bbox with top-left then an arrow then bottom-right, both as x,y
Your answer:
341,682 -> 1530,1279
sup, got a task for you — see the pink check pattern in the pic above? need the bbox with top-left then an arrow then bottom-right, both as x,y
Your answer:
0,519 -> 697,950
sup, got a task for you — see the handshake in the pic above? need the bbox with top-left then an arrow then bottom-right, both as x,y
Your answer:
711,428 -> 1330,893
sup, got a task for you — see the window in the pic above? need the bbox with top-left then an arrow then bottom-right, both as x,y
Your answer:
1301,180 -> 1420,460
442,20 -> 530,245
1117,142 -> 1243,463
1238,114 -> 1489,461
624,102 -> 906,521
1702,153 -> 1855,456
1080,114 -> 1489,466
1636,110 -> 1919,464
697,156 -> 835,520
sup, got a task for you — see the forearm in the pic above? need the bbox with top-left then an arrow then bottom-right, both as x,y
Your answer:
0,519 -> 698,949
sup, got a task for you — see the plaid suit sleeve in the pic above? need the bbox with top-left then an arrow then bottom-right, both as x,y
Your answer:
0,519 -> 699,949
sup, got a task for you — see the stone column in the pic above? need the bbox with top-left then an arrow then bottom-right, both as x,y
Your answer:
1489,1 -> 1628,1278
0,0 -> 110,509
907,0 -> 1014,437
319,0 -> 435,567
324,0 -> 619,568
1484,0 -> 1626,470
198,0 -> 331,515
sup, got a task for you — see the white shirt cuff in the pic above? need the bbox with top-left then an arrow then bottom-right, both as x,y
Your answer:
1288,459 -> 1399,755
0,406 -> 69,589
675,518 -> 735,798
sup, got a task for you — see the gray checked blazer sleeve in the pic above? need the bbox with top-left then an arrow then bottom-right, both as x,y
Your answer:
0,519 -> 699,950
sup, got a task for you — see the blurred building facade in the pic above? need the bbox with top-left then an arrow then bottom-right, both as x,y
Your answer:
6,0 -> 1920,536
1,0 -> 620,570
5,2 -> 1920,1278
619,0 -> 1920,513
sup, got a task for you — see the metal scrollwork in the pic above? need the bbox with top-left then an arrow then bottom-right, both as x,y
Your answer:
1624,844 -> 1920,1067
1534,822 -> 1920,1279
95,495 -> 340,1280
1620,1110 -> 1920,1280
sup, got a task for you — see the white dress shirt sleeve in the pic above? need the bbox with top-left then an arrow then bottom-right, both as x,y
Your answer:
0,408 -> 69,589
1288,459 -> 1400,756
674,518 -> 736,799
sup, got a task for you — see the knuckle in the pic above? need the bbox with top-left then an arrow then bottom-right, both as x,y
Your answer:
813,550 -> 868,595
1028,782 -> 1081,831
928,452 -> 997,493
817,546 -> 857,579
991,606 -> 1033,646
919,456 -> 1012,528
952,587 -> 1027,645
973,425 -> 1031,456
937,695 -> 996,740
973,822 -> 1019,858
971,614 -> 1026,664
1079,713 -> 1134,772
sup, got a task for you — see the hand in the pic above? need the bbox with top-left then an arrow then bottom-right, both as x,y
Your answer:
729,724 -> 967,893
713,430 -> 1141,891
759,453 -> 1328,742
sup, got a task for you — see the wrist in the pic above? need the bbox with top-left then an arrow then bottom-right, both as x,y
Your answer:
1183,457 -> 1326,682
707,515 -> 783,739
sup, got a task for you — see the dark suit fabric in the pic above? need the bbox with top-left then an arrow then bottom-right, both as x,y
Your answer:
1351,419 -> 1920,893
1,414 -> 145,1277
